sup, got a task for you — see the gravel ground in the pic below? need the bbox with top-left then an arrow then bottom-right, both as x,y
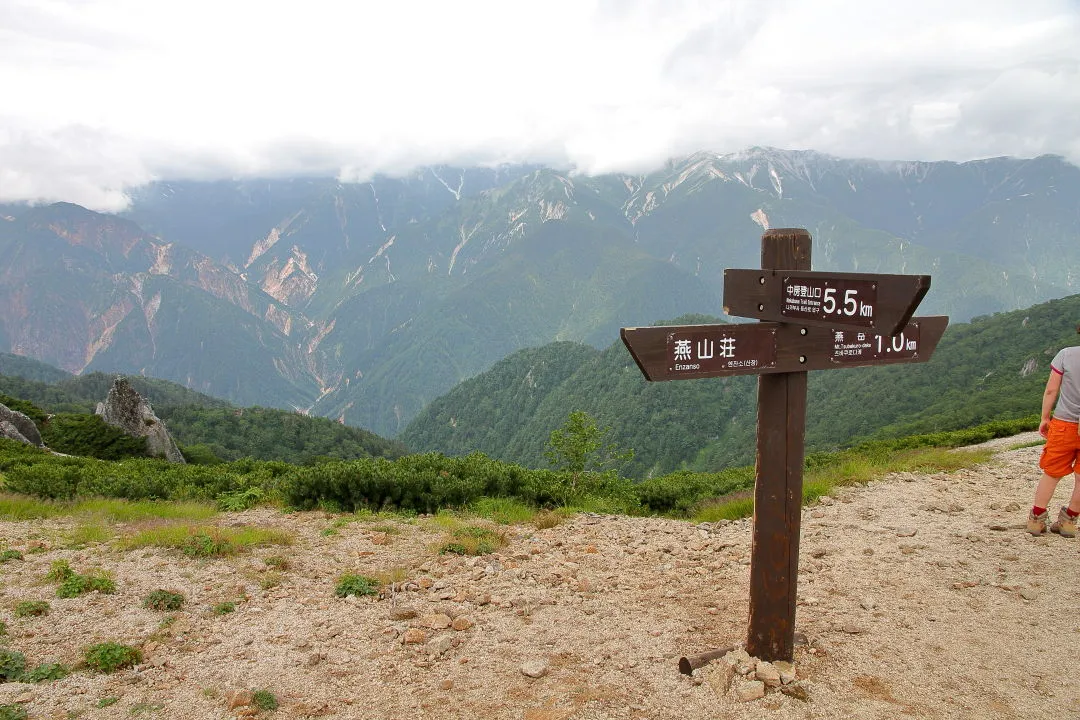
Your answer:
0,431 -> 1076,719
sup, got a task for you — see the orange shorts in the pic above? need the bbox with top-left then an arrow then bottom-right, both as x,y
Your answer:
1040,418 -> 1080,478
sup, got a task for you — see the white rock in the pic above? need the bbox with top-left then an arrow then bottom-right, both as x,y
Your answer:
754,660 -> 782,688
520,660 -> 549,678
734,679 -> 766,702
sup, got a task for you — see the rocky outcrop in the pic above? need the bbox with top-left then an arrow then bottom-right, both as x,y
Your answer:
0,403 -> 43,446
95,377 -> 186,463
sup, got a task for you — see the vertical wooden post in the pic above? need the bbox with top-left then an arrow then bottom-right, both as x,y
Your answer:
746,228 -> 811,662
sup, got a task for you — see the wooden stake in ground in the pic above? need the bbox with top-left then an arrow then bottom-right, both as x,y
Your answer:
621,227 -> 948,665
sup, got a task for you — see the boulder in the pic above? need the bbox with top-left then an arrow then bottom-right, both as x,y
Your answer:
0,404 -> 43,446
95,377 -> 185,463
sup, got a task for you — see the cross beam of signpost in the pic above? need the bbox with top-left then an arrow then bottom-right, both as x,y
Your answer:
620,228 -> 948,664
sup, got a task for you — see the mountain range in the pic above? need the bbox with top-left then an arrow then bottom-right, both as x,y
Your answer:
1,148 -> 1077,437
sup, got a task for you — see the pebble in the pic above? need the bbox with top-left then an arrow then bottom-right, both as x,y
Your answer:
1020,589 -> 1038,601
451,616 -> 474,631
402,629 -> 426,645
896,528 -> 918,537
520,660 -> 549,679
421,614 -> 452,630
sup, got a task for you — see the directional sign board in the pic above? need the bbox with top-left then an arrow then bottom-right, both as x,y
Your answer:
723,269 -> 931,336
621,316 -> 948,381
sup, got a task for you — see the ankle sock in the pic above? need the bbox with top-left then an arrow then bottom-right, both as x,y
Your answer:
1066,507 -> 1079,519
1033,506 -> 1047,517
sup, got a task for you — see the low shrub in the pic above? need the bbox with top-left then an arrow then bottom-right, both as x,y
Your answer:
13,601 -> 49,618
83,642 -> 142,673
56,569 -> 115,598
212,601 -> 235,616
23,662 -> 68,683
252,689 -> 278,711
0,649 -> 26,681
439,526 -> 505,556
334,573 -> 379,598
0,704 -> 27,720
143,590 -> 184,611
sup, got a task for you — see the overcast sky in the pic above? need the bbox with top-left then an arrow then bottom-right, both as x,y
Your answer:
2,0 -> 1078,210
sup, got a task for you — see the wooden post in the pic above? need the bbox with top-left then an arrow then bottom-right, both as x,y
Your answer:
746,228 -> 811,661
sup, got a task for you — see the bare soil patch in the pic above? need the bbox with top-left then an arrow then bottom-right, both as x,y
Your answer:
0,432 -> 1075,719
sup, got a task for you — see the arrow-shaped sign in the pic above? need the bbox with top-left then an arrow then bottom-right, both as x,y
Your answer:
621,316 -> 948,381
723,270 -> 931,336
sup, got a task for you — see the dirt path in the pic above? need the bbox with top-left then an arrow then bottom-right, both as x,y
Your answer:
0,432 -> 1075,719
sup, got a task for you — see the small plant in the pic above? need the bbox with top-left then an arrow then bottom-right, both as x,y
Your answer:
143,590 -> 184,612
259,571 -> 283,590
0,649 -> 26,681
0,621 -> 6,637
0,704 -> 27,720
212,601 -> 235,616
252,689 -> 278,711
97,697 -> 120,708
45,559 -> 75,582
24,661 -> 69,682
217,487 -> 264,512
439,526 -> 506,556
83,642 -> 142,673
56,569 -> 116,598
0,550 -> 23,563
14,600 -> 50,617
182,532 -> 233,558
263,555 -> 289,571
334,573 -> 379,598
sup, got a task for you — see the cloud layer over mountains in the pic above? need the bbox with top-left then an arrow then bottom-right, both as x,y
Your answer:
2,0 -> 1078,210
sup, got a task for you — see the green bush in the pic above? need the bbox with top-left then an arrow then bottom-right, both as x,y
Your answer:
334,574 -> 379,598
143,590 -> 184,611
56,570 -> 115,598
217,487 -> 263,511
252,689 -> 278,711
0,649 -> 26,681
40,413 -> 149,461
83,642 -> 141,673
13,600 -> 49,618
212,601 -> 235,615
23,662 -> 69,683
0,550 -> 23,563
0,704 -> 27,720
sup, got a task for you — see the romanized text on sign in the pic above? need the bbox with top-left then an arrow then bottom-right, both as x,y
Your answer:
782,277 -> 877,327
669,325 -> 778,378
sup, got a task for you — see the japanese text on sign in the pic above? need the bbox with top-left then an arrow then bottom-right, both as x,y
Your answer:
669,326 -> 777,376
831,323 -> 921,363
782,278 -> 877,327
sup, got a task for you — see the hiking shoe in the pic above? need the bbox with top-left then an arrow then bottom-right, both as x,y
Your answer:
1027,509 -> 1049,535
1050,507 -> 1077,538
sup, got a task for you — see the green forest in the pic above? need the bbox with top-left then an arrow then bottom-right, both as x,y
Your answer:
402,294 -> 1080,477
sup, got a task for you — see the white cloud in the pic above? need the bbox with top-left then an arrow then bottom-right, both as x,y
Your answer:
1,0 -> 1077,209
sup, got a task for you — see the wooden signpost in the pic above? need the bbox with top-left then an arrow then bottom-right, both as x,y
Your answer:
621,228 -> 948,664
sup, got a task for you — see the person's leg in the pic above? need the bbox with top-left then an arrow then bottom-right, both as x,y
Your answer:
1049,471 -> 1080,537
1069,471 -> 1080,513
1034,472 -> 1063,510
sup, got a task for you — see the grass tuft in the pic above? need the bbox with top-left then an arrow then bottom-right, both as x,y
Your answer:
119,524 -> 293,557
439,525 -> 506,556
